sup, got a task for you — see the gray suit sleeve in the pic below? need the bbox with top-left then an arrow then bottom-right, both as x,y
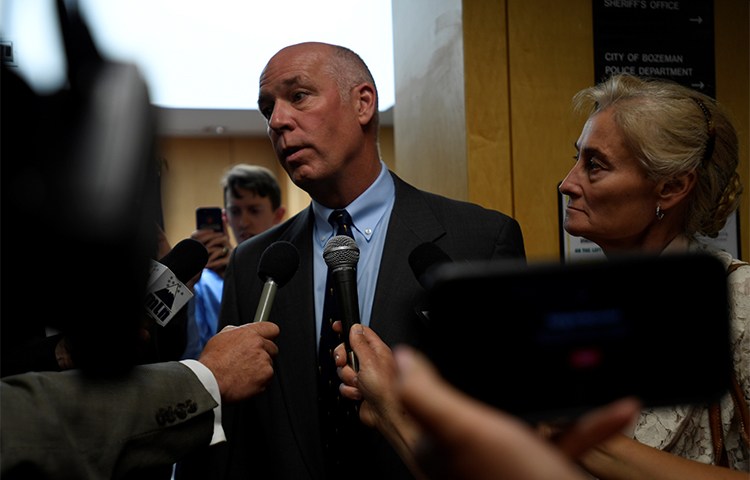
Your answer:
1,361 -> 217,480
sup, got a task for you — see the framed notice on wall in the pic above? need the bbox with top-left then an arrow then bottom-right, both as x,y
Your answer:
559,188 -> 742,263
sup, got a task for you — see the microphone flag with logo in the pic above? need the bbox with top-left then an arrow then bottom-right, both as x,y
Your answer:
144,238 -> 208,326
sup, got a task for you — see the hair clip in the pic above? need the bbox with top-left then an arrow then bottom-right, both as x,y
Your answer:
691,97 -> 716,165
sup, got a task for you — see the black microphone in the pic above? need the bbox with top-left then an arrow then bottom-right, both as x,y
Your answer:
408,241 -> 453,290
144,238 -> 208,326
409,242 -> 453,325
253,241 -> 300,323
323,235 -> 360,371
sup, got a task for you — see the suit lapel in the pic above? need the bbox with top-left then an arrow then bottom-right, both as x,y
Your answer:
267,207 -> 328,476
370,173 -> 445,342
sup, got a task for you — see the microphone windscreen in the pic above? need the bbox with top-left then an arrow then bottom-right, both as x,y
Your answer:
323,235 -> 359,269
409,242 -> 452,288
159,238 -> 209,283
257,241 -> 301,287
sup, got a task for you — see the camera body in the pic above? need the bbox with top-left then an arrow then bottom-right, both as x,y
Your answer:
426,253 -> 732,423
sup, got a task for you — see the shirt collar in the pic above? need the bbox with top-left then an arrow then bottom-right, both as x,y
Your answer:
312,161 -> 395,246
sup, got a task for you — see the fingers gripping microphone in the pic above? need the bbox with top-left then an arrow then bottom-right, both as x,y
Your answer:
253,241 -> 300,323
323,235 -> 360,371
145,238 -> 208,326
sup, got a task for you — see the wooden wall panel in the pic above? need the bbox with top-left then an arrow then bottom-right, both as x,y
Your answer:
506,0 -> 594,261
463,0 -> 514,214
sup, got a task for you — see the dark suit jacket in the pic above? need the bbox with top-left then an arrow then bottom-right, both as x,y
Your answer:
1,361 -> 217,480
176,172 -> 526,480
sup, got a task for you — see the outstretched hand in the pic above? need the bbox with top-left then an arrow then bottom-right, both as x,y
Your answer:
334,323 -> 402,431
394,344 -> 642,480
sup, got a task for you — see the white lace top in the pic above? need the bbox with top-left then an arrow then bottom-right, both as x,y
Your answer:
633,238 -> 750,470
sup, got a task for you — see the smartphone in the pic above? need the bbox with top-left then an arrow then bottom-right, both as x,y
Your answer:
195,207 -> 224,232
424,253 -> 732,423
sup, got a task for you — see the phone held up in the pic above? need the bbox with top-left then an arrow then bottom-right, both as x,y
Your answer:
195,207 -> 224,233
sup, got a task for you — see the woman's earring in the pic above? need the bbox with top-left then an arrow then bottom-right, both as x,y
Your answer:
656,204 -> 665,220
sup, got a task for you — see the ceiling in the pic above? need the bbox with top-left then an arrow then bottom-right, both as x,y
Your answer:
1,0 -> 395,138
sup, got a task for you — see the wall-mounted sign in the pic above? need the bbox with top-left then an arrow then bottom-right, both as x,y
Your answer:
592,0 -> 715,97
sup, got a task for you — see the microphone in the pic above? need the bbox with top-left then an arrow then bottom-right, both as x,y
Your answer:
323,235 -> 360,371
253,241 -> 300,323
408,241 -> 453,290
144,238 -> 208,326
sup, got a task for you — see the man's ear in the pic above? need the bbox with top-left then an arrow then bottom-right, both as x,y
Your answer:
273,206 -> 287,224
353,83 -> 376,125
657,170 -> 697,209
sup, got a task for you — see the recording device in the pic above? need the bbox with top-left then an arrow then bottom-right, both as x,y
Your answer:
144,238 -> 208,326
196,207 -> 224,232
426,253 -> 732,423
253,241 -> 300,323
2,0 -> 161,376
323,235 -> 360,371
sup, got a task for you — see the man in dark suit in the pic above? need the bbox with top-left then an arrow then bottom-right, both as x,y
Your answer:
176,41 -> 526,480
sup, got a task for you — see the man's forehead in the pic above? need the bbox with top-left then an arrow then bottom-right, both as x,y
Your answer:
258,57 -> 332,103
262,50 -> 321,82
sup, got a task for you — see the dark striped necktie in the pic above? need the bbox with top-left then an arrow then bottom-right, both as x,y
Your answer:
318,209 -> 361,478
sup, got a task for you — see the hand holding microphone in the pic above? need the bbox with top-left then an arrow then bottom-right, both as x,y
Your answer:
253,241 -> 300,323
199,322 -> 281,402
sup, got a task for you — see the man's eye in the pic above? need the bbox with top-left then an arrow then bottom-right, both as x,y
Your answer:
292,91 -> 308,102
587,158 -> 602,170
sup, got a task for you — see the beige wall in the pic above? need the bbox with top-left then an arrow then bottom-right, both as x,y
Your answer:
392,0 -> 469,200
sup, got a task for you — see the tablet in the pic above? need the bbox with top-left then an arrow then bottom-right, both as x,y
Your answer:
425,253 -> 732,422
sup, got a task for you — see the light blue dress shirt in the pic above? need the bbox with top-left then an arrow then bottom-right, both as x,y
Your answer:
181,268 -> 224,360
